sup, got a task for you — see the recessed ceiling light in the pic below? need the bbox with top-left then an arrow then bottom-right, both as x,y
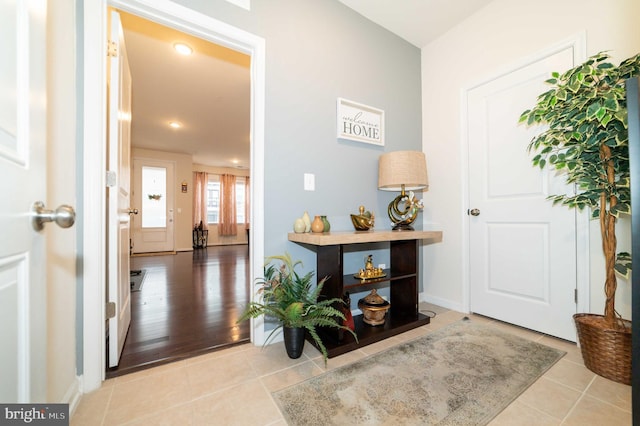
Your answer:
169,121 -> 182,129
173,43 -> 193,56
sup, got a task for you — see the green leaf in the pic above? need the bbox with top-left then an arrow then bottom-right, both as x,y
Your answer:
603,97 -> 619,112
615,252 -> 632,277
556,88 -> 568,100
586,102 -> 601,119
599,114 -> 612,126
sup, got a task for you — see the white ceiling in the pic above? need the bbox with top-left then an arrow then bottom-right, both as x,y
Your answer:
338,0 -> 494,47
119,2 -> 494,168
120,11 -> 251,169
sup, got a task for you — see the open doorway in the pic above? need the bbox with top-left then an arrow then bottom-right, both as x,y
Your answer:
106,8 -> 253,376
82,0 -> 265,393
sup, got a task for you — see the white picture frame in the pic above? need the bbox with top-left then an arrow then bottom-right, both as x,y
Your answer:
336,98 -> 385,146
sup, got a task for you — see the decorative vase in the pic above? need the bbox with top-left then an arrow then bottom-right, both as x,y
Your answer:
321,215 -> 330,232
302,211 -> 311,233
311,215 -> 324,233
283,326 -> 305,359
293,218 -> 306,233
342,292 -> 355,331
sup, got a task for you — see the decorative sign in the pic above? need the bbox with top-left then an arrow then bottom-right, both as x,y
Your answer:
337,98 -> 385,146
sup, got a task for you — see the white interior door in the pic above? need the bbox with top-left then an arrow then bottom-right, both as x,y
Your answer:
467,46 -> 578,341
131,158 -> 175,254
0,0 -> 48,402
107,10 -> 132,368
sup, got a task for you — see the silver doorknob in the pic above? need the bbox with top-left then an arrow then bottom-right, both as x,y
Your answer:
469,208 -> 480,216
31,201 -> 76,231
128,208 -> 139,215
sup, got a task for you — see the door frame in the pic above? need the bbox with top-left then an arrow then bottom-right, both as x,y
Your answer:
82,0 -> 266,392
460,33 -> 590,318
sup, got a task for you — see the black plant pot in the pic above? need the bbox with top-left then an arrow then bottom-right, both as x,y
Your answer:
283,326 -> 305,359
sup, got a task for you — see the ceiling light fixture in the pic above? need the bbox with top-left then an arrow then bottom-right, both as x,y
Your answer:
169,121 -> 182,129
173,42 -> 193,55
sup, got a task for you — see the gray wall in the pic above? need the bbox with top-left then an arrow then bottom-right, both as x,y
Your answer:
175,0 -> 422,283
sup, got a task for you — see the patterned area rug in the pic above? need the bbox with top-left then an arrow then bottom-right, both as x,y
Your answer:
273,318 -> 565,425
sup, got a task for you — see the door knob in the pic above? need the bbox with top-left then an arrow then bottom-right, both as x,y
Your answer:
31,201 -> 76,231
469,208 -> 480,216
128,208 -> 139,215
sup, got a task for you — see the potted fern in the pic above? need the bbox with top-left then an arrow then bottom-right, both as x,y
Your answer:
520,51 -> 640,384
237,253 -> 357,363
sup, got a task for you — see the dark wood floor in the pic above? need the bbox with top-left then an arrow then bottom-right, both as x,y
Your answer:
106,245 -> 251,377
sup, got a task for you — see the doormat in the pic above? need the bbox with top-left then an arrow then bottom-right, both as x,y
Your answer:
273,317 -> 565,425
130,269 -> 146,292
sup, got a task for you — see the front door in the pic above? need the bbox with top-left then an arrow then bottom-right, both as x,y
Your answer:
131,158 -> 175,254
107,9 -> 133,368
0,0 -> 48,402
467,45 -> 578,341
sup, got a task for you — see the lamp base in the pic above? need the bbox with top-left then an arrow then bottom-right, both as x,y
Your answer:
391,223 -> 415,231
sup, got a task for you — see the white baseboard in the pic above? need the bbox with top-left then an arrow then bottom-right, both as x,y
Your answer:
419,293 -> 466,313
63,376 -> 83,418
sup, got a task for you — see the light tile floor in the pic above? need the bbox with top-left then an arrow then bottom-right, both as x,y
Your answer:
71,304 -> 631,425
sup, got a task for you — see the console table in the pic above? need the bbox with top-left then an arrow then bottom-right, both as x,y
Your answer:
288,230 -> 443,357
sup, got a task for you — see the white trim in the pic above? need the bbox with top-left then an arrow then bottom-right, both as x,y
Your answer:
420,293 -> 466,314
224,0 -> 250,11
63,376 -> 82,417
576,205 -> 590,313
460,32 -> 588,319
459,92 -> 471,315
82,0 -> 266,393
82,0 -> 107,393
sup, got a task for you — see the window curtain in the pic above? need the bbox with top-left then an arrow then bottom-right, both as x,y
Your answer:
244,176 -> 250,230
193,171 -> 208,230
219,174 -> 237,236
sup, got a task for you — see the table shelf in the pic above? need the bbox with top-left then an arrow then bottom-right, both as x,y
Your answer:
288,230 -> 442,357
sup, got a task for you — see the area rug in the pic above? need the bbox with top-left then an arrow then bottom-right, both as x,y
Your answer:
272,317 -> 565,425
130,269 -> 146,292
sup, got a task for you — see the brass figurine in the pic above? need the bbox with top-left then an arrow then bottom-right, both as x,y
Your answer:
350,205 -> 375,231
354,254 -> 385,281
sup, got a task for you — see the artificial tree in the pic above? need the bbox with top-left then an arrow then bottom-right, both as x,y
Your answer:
520,51 -> 640,383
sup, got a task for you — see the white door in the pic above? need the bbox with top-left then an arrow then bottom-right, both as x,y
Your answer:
131,158 -> 175,254
0,0 -> 48,402
107,10 -> 132,367
467,46 -> 578,341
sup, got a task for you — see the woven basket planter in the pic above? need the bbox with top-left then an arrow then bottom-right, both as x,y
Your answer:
573,313 -> 631,385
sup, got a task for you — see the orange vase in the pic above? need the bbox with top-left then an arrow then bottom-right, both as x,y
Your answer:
311,215 -> 324,233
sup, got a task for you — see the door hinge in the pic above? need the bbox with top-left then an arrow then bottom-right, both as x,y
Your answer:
107,40 -> 118,57
574,289 -> 578,304
106,302 -> 116,319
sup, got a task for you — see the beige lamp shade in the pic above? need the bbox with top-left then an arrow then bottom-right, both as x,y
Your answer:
378,151 -> 429,191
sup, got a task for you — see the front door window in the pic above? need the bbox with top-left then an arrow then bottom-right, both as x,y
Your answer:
141,166 -> 166,228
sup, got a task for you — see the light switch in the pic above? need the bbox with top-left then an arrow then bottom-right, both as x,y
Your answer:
304,173 -> 315,191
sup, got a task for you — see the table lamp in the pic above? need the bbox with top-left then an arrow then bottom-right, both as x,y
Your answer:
378,151 -> 429,231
